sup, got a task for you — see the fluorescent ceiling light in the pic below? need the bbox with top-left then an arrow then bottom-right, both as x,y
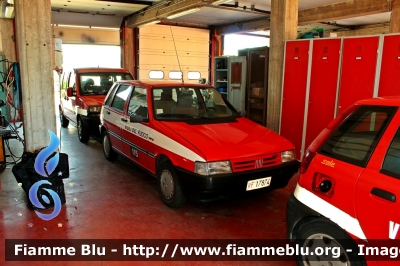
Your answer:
137,20 -> 161,28
211,0 -> 232,5
4,6 -> 14,19
7,0 -> 14,4
166,7 -> 200,19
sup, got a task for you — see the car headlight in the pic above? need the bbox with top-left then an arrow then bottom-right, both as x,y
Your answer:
89,106 -> 101,113
281,150 -> 295,163
194,161 -> 232,176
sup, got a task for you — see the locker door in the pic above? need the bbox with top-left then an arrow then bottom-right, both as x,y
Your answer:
280,40 -> 310,159
338,36 -> 379,114
304,39 -> 341,152
378,34 -> 400,97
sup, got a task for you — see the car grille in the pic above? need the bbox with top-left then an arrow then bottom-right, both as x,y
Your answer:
231,154 -> 280,172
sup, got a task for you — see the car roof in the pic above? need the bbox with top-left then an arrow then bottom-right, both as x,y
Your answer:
116,80 -> 212,88
356,96 -> 400,106
73,67 -> 131,73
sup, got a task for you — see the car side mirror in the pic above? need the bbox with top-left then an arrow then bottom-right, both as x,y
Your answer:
130,115 -> 148,123
67,87 -> 73,97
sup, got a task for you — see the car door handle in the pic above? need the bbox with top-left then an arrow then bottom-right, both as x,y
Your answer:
371,188 -> 396,202
121,117 -> 128,122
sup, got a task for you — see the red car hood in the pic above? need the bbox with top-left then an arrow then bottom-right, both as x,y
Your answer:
160,118 -> 294,161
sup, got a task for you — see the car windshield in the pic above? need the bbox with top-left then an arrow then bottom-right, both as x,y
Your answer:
152,86 -> 239,121
79,72 -> 133,96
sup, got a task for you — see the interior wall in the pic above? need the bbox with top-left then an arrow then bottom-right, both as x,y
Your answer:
53,26 -> 120,45
0,19 -> 17,61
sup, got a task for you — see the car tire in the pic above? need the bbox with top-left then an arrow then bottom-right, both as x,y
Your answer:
157,161 -> 186,208
295,218 -> 366,266
77,117 -> 90,143
102,131 -> 118,161
60,109 -> 69,128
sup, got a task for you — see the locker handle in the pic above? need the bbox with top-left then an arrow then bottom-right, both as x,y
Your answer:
371,188 -> 396,202
121,117 -> 128,122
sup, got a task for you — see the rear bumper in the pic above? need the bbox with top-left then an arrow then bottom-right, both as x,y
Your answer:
286,192 -> 321,240
176,160 -> 300,204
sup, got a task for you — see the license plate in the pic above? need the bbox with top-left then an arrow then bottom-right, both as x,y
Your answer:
246,177 -> 271,191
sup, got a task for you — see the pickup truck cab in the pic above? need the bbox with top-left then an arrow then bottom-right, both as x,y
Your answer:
59,68 -> 133,142
99,80 -> 300,208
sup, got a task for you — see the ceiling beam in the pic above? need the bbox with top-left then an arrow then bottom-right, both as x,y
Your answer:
216,18 -> 270,35
298,0 -> 392,25
215,0 -> 393,35
125,0 -> 220,27
334,23 -> 390,36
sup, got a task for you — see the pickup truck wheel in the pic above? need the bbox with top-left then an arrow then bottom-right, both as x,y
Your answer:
59,110 -> 69,128
157,162 -> 186,208
295,218 -> 366,266
102,131 -> 118,161
77,117 -> 90,143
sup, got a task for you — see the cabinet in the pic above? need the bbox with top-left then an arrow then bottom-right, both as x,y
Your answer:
238,47 -> 269,126
213,56 -> 247,115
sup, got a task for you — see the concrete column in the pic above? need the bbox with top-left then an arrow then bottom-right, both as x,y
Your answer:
15,0 -> 56,151
267,0 -> 298,132
390,7 -> 400,33
122,27 -> 136,78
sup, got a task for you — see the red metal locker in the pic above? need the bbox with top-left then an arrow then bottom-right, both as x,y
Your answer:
280,40 -> 310,159
338,36 -> 379,114
305,39 -> 341,152
378,34 -> 400,97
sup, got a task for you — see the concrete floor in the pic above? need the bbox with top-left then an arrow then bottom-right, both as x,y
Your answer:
1,123 -> 298,266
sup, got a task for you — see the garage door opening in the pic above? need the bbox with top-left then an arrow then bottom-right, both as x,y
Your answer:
61,44 -> 121,71
224,34 -> 270,55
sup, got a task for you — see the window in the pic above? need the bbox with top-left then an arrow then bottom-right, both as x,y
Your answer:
187,72 -> 201,80
149,71 -> 164,79
111,85 -> 132,112
79,72 -> 133,96
169,71 -> 183,80
70,72 -> 76,95
128,86 -> 148,118
320,106 -> 397,167
381,128 -> 400,178
104,84 -> 118,107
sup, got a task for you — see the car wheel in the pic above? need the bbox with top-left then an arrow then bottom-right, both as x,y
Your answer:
59,109 -> 69,128
77,117 -> 90,143
102,131 -> 118,161
157,161 -> 186,208
295,218 -> 366,266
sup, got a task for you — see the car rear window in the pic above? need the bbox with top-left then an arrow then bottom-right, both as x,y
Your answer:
320,105 -> 398,167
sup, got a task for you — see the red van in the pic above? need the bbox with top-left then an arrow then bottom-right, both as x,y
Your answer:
59,68 -> 133,142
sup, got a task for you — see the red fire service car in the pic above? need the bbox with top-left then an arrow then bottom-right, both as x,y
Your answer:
59,68 -> 133,142
99,81 -> 299,208
287,97 -> 400,266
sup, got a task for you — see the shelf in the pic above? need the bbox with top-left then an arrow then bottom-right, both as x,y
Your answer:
219,92 -> 227,94
250,95 -> 265,99
250,106 -> 264,110
216,69 -> 228,71
216,80 -> 228,82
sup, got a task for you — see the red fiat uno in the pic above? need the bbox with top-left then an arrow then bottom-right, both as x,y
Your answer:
99,81 -> 299,208
287,97 -> 400,266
